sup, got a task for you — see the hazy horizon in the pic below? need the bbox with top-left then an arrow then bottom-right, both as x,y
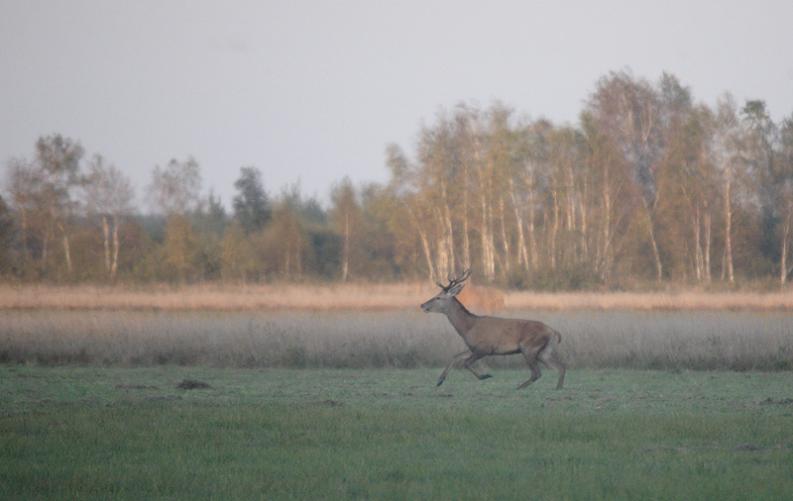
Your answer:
2,0 -> 792,209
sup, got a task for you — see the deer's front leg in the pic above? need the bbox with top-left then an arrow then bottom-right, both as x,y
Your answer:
463,353 -> 492,381
437,350 -> 471,386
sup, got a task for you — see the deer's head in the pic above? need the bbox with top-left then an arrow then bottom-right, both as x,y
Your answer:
420,269 -> 471,314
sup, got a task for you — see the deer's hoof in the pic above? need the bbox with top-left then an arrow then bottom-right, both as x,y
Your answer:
479,374 -> 492,380
436,379 -> 445,387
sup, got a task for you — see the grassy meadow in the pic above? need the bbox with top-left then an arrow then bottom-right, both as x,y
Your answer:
2,366 -> 793,500
2,284 -> 793,499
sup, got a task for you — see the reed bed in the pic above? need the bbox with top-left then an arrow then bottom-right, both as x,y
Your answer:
0,283 -> 435,312
505,290 -> 793,311
3,283 -> 793,311
1,309 -> 791,371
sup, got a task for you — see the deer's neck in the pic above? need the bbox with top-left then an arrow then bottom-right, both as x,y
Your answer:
445,297 -> 478,337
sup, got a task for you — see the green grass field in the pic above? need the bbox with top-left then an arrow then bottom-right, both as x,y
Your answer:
2,365 -> 793,500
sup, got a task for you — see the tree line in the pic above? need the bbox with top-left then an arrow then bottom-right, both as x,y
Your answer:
2,70 -> 793,289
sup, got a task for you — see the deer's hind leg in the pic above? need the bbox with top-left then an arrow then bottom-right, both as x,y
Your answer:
517,344 -> 542,389
539,344 -> 566,390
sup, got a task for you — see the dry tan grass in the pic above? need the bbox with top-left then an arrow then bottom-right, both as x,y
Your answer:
2,283 -> 793,311
1,309 -> 791,371
0,283 -> 435,312
504,290 -> 793,311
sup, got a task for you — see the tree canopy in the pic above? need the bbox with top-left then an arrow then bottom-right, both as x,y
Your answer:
3,70 -> 793,288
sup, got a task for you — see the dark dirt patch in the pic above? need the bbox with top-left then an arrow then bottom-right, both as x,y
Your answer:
734,443 -> 764,451
759,397 -> 793,406
176,379 -> 211,390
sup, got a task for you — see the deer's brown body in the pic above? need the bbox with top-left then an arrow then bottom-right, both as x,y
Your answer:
422,270 -> 565,390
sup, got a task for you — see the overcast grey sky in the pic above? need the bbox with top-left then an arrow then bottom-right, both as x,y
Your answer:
2,0 -> 792,209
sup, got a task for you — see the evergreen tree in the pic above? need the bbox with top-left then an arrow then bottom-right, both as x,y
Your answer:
0,194 -> 16,276
233,167 -> 270,234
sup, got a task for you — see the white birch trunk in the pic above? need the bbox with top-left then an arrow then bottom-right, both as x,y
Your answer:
408,204 -> 436,281
341,212 -> 350,282
549,190 -> 560,270
643,199 -> 663,283
704,208 -> 712,283
509,177 -> 529,271
476,159 -> 495,280
435,209 -> 449,279
462,163 -> 471,269
694,206 -> 703,282
781,208 -> 792,286
111,216 -> 120,281
724,174 -> 735,284
102,215 -> 111,274
498,197 -> 511,275
525,172 -> 539,270
599,163 -> 612,280
61,227 -> 72,275
441,180 -> 455,273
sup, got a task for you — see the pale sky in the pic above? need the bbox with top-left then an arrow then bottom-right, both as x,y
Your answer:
2,0 -> 792,210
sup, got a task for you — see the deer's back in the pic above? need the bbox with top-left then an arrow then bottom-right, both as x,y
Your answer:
465,316 -> 553,355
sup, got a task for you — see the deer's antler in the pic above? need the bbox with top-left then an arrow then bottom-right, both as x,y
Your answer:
438,268 -> 471,293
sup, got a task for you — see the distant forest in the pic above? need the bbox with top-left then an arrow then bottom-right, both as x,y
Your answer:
2,70 -> 793,289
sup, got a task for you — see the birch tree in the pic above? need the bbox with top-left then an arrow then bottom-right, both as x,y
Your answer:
35,135 -> 84,277
147,157 -> 202,282
84,155 -> 134,281
778,114 -> 793,285
585,71 -> 665,282
742,100 -> 779,274
709,95 -> 745,284
5,158 -> 42,276
330,177 -> 360,282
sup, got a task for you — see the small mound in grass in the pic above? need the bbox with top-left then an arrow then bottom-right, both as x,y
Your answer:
176,379 -> 211,390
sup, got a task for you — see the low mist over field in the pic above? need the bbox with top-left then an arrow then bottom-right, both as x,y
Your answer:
2,309 -> 791,372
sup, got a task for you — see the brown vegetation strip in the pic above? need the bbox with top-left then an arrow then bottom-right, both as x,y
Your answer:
504,291 -> 793,311
3,284 -> 793,311
0,284 -> 434,312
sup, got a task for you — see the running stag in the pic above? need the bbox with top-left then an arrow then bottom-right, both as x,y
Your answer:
421,269 -> 566,389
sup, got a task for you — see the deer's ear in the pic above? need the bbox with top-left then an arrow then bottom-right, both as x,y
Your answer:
447,282 -> 466,296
